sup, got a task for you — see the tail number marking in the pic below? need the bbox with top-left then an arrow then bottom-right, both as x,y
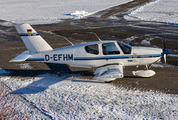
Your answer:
45,54 -> 73,61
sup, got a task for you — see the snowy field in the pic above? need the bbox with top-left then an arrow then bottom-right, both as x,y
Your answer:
124,0 -> 178,25
0,0 -> 132,25
0,71 -> 178,119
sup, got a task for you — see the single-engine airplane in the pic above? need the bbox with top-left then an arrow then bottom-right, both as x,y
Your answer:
10,24 -> 171,82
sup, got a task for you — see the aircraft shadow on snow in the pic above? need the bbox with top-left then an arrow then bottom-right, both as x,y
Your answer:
3,63 -> 99,94
4,64 -> 143,94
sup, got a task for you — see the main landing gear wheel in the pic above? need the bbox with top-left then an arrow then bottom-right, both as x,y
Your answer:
105,81 -> 113,83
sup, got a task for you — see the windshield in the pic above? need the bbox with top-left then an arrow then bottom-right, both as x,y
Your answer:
117,41 -> 132,54
102,43 -> 120,55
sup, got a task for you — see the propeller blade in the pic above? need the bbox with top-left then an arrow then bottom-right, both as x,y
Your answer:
164,54 -> 166,64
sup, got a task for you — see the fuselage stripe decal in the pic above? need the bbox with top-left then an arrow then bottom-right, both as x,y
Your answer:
25,54 -> 161,61
74,54 -> 161,61
19,33 -> 39,36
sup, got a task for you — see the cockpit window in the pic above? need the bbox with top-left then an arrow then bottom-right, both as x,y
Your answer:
85,44 -> 99,55
117,41 -> 132,54
102,43 -> 120,55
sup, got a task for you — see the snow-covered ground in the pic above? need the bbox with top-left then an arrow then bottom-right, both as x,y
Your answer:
1,73 -> 178,119
0,0 -> 132,25
124,0 -> 178,25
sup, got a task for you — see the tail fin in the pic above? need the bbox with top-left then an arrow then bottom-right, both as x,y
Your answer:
15,23 -> 53,53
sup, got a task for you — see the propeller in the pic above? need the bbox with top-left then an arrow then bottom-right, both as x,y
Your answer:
163,35 -> 166,64
162,35 -> 171,64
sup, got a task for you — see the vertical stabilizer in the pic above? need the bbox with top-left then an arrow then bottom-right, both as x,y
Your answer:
15,23 -> 53,53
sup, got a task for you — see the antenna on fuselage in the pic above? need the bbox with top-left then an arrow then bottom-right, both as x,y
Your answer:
94,32 -> 102,42
64,37 -> 74,46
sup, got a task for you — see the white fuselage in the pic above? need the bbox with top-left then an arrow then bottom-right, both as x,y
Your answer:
27,41 -> 162,68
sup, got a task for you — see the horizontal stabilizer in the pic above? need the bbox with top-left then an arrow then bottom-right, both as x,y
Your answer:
10,50 -> 31,62
93,64 -> 123,81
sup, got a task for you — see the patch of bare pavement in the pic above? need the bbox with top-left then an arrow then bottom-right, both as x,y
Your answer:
0,0 -> 178,94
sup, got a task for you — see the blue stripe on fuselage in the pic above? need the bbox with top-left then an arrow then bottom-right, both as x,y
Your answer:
19,33 -> 39,36
25,54 -> 161,62
74,54 -> 161,61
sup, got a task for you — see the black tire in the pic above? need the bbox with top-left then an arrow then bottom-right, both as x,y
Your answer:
105,81 -> 113,83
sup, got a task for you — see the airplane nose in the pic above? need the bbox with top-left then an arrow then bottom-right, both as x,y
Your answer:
162,49 -> 171,55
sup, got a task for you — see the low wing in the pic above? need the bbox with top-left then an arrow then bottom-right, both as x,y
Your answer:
93,64 -> 123,82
